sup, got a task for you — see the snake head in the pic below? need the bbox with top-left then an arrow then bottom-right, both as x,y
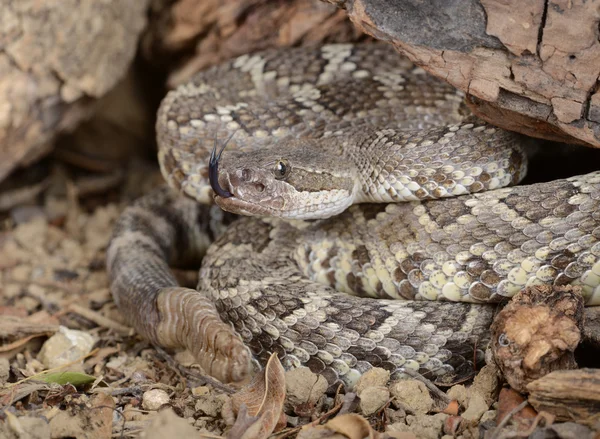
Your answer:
210,139 -> 357,219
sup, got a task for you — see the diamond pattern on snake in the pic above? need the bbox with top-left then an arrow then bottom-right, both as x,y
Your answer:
107,43 -> 600,387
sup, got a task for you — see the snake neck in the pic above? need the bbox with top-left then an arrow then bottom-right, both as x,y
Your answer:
348,123 -> 527,205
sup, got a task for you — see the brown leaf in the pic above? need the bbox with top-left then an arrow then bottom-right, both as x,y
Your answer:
229,353 -> 286,439
442,400 -> 459,416
299,413 -> 379,439
497,387 -> 537,425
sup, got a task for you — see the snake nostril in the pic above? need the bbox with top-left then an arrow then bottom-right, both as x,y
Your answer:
254,183 -> 265,193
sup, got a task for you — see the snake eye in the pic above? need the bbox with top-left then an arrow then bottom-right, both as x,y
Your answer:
274,159 -> 290,180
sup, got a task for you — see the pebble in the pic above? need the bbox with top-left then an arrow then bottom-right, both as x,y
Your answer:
470,364 -> 500,405
194,394 -> 228,417
446,384 -> 467,407
461,391 -> 489,421
388,413 -> 448,439
390,379 -> 434,414
285,367 -> 328,407
37,326 -> 97,369
360,386 -> 390,415
142,408 -> 199,439
192,386 -> 210,397
480,409 -> 497,424
142,389 -> 170,411
354,367 -> 390,396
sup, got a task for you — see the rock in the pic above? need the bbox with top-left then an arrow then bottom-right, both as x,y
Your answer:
360,386 -> 390,416
142,408 -> 200,439
285,367 -> 328,407
480,410 -> 497,424
192,386 -> 210,397
446,384 -> 467,407
194,394 -> 227,418
470,365 -> 500,406
1,413 -> 50,439
387,413 -> 448,439
37,326 -> 97,369
142,389 -> 170,411
354,367 -> 390,396
333,0 -> 600,148
0,0 -> 150,183
390,380 -> 434,414
49,393 -> 114,438
461,391 -> 489,422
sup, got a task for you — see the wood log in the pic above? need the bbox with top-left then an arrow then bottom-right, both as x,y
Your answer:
329,0 -> 600,149
527,368 -> 600,423
142,0 -> 367,87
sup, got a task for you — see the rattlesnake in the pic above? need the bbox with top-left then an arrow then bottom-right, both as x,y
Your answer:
107,43 -> 600,387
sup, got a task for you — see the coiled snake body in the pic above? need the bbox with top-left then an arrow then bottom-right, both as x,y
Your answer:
108,43 -> 600,387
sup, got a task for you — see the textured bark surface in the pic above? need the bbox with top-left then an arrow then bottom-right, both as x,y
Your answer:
331,0 -> 600,148
527,368 -> 600,423
143,0 -> 367,87
0,0 -> 149,183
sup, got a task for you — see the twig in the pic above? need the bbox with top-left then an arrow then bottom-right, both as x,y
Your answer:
66,303 -> 132,335
489,400 -> 530,439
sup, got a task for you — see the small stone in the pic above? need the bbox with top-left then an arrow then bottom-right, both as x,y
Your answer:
285,367 -> 328,407
388,413 -> 448,439
471,364 -> 500,405
194,394 -> 227,417
142,408 -> 199,439
3,413 -> 50,439
446,384 -> 467,407
355,367 -> 390,396
192,386 -> 210,397
390,380 -> 434,414
142,389 -> 170,411
461,391 -> 489,421
360,386 -> 390,415
480,409 -> 497,424
123,404 -> 145,421
37,326 -> 97,369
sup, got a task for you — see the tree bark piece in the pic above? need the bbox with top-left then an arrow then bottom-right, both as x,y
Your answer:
527,368 -> 600,423
490,285 -> 584,393
143,0 -> 367,87
330,0 -> 600,148
0,0 -> 150,183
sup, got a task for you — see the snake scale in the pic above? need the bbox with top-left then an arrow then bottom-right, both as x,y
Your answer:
107,43 -> 600,388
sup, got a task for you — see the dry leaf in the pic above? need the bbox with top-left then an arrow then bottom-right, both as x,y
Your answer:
229,353 -> 286,439
442,400 -> 459,416
497,388 -> 537,425
299,413 -> 379,439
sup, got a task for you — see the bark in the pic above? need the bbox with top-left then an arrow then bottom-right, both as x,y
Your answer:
527,368 -> 600,423
329,0 -> 600,148
142,0 -> 367,87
